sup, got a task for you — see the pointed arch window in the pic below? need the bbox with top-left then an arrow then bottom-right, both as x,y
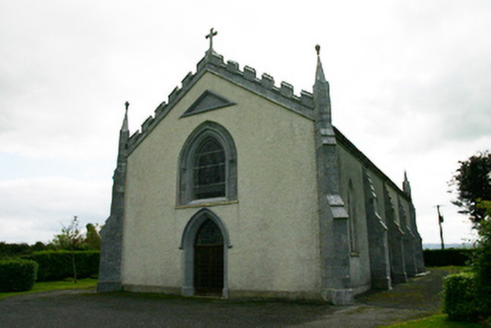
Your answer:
193,138 -> 226,199
178,121 -> 237,205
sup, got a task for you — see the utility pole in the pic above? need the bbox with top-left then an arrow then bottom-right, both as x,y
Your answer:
437,205 -> 445,250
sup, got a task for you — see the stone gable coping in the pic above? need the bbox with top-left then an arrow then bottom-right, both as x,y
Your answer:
261,73 -> 274,89
243,66 -> 256,81
141,116 -> 154,133
126,50 -> 315,153
154,101 -> 166,117
181,72 -> 194,87
200,55 -> 313,118
168,87 -> 180,104
280,82 -> 294,98
226,60 -> 239,73
301,90 -> 314,108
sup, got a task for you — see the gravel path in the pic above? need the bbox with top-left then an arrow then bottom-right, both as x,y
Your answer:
0,268 -> 454,327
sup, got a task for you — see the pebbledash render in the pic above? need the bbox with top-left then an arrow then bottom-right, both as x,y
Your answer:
98,39 -> 425,305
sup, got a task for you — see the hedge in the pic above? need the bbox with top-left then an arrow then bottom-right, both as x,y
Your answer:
23,251 -> 99,282
443,273 -> 479,322
423,248 -> 473,267
0,259 -> 38,292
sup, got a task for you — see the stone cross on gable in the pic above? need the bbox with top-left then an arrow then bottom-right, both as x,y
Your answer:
206,28 -> 218,52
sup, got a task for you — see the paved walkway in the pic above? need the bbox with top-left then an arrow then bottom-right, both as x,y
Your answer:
0,268 -> 453,327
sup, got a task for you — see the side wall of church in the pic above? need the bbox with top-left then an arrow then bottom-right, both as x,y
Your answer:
370,176 -> 387,225
121,72 -> 322,297
336,141 -> 420,291
369,169 -> 416,283
337,145 -> 371,294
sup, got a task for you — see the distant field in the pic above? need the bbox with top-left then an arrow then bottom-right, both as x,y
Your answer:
423,243 -> 473,250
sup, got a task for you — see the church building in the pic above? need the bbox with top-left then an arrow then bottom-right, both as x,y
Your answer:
98,31 -> 425,305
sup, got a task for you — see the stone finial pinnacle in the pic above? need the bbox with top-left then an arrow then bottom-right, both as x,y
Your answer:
403,170 -> 412,198
313,43 -> 331,124
315,44 -> 326,83
121,101 -> 129,132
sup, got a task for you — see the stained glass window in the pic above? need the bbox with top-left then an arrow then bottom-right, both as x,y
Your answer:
193,138 -> 226,200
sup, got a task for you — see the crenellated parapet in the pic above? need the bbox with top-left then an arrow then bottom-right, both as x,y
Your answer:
126,50 -> 315,153
196,52 -> 314,115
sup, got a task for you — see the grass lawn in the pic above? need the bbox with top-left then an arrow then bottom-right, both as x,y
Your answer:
0,278 -> 98,300
383,314 -> 481,327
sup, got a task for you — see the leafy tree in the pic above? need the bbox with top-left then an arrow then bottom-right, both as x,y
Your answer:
52,217 -> 85,251
449,151 -> 491,227
85,223 -> 101,250
52,216 -> 84,283
0,242 -> 31,258
31,241 -> 48,252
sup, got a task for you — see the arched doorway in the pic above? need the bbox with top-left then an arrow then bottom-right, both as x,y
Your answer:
194,219 -> 224,295
180,208 -> 231,298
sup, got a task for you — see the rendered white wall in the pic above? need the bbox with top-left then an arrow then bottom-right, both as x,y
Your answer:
121,72 -> 321,295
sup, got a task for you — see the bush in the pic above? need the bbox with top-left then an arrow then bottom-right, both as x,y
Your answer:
24,251 -> 99,282
423,248 -> 473,267
442,202 -> 491,324
0,259 -> 39,292
443,273 -> 480,322
472,213 -> 491,320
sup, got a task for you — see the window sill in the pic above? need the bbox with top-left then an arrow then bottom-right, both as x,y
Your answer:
176,199 -> 238,209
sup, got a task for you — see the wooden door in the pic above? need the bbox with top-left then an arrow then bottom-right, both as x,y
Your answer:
194,219 -> 224,295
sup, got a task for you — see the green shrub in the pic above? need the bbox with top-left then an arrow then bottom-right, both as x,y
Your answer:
23,251 -> 99,282
472,216 -> 491,320
0,259 -> 39,292
423,248 -> 473,267
443,273 -> 479,322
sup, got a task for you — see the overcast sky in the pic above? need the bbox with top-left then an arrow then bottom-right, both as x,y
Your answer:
1,0 -> 490,245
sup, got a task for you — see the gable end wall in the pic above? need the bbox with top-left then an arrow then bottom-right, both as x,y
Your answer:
121,71 -> 322,298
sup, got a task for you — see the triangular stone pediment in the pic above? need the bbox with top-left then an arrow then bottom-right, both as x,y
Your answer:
181,90 -> 236,118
